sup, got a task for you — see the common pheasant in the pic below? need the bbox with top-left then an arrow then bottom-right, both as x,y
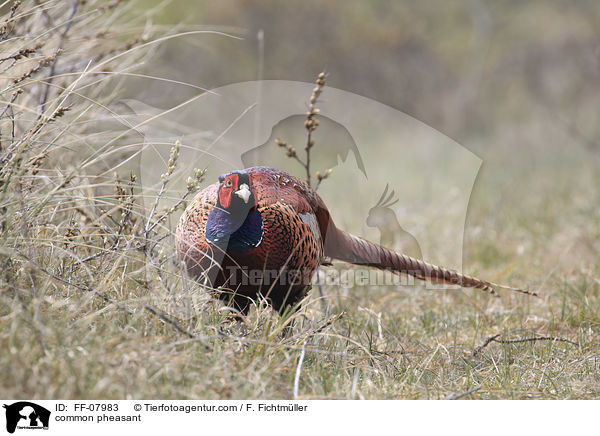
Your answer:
176,166 -> 533,314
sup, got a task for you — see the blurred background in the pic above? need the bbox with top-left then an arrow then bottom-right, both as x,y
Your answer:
123,0 -> 599,276
132,0 -> 600,148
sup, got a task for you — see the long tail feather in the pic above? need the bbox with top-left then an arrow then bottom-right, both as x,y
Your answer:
326,230 -> 537,297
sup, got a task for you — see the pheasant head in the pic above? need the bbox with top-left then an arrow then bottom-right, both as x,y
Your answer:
216,171 -> 255,209
205,171 -> 262,250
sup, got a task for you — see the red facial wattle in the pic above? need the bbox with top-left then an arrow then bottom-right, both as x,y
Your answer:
218,174 -> 239,209
218,189 -> 231,209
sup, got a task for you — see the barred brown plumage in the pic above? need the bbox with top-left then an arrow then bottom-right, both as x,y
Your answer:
176,166 -> 536,314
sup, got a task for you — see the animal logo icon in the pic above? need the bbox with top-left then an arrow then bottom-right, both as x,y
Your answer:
366,184 -> 422,260
3,402 -> 50,434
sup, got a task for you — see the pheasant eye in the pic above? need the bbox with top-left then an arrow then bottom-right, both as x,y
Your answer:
226,179 -> 232,187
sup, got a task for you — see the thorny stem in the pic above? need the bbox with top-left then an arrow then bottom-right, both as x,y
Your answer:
275,72 -> 328,189
145,141 -> 180,238
304,72 -> 326,188
145,180 -> 167,236
145,189 -> 193,235
305,135 -> 312,186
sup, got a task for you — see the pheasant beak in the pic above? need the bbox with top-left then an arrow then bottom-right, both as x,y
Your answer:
234,183 -> 251,204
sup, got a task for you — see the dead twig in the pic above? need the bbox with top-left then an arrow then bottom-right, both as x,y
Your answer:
446,385 -> 482,400
494,336 -> 578,346
473,333 -> 577,356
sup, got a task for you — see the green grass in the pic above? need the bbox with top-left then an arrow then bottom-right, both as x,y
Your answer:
1,0 -> 599,400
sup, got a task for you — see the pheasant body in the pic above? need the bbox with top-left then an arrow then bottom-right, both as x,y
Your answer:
177,167 -> 325,312
176,166 -> 533,314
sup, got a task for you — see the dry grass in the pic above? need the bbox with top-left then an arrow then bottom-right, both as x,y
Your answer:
1,0 -> 599,400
